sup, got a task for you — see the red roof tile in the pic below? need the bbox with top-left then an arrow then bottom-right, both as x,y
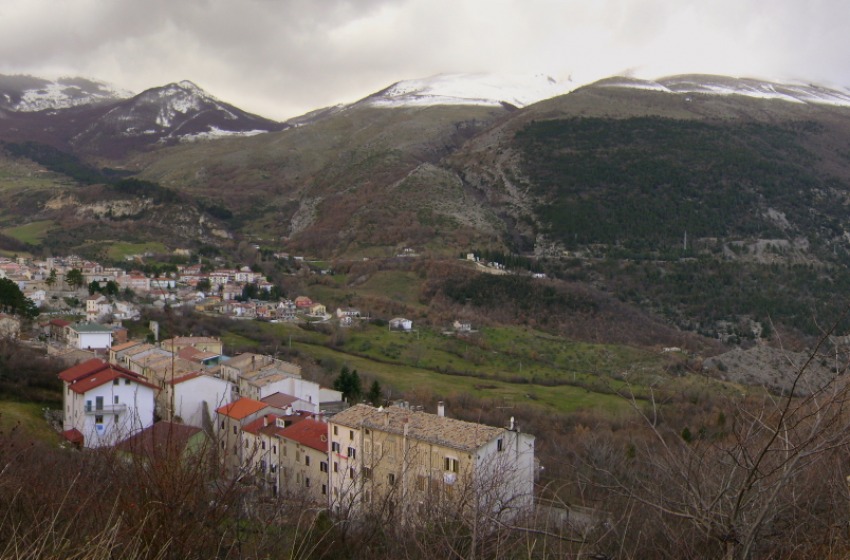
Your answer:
58,358 -> 158,394
58,358 -> 109,382
61,428 -> 84,445
216,398 -> 268,420
278,418 -> 329,453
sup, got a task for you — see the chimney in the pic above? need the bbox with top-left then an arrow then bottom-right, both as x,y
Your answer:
509,416 -> 515,431
437,401 -> 445,417
263,415 -> 268,427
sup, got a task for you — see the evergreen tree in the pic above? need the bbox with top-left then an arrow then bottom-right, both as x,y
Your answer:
333,366 -> 363,402
66,268 -> 84,290
366,380 -> 383,406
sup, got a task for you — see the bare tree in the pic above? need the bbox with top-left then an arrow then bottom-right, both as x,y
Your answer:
582,314 -> 850,559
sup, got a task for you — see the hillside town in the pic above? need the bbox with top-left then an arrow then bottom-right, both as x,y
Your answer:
57,336 -> 536,521
2,255 -> 536,523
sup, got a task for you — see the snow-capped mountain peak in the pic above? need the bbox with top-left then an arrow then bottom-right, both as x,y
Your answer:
0,74 -> 131,112
358,72 -> 577,109
597,74 -> 850,108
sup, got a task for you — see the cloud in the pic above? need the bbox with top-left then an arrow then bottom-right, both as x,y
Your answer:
1,0 -> 850,119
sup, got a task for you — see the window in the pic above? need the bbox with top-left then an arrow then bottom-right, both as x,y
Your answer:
333,462 -> 338,473
220,421 -> 225,430
113,379 -> 119,385
497,438 -> 504,452
95,415 -> 104,424
283,445 -> 287,457
233,426 -> 237,435
262,441 -> 266,450
296,451 -> 301,463
273,445 -> 277,454
114,396 -> 119,404
322,484 -> 327,495
125,379 -> 130,385
305,455 -> 311,466
444,457 -> 459,473
331,442 -> 340,453
388,473 -> 396,486
349,467 -> 355,479
347,447 -> 356,459
333,426 -> 338,436
365,428 -> 370,435
349,430 -> 354,440
320,461 -> 328,473
305,477 -> 311,488
416,475 -> 426,491
362,467 -> 372,480
271,464 -> 277,473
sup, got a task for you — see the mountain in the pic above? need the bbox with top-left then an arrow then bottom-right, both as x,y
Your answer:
0,77 -> 284,157
68,80 -> 285,157
597,74 -> 850,107
354,72 -> 576,109
7,72 -> 850,341
0,74 -> 131,113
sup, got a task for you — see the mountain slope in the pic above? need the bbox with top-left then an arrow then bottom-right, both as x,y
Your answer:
0,74 -> 130,112
0,78 -> 284,158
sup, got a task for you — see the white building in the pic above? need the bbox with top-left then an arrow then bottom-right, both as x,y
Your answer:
168,372 -> 235,428
66,323 -> 113,350
59,358 -> 157,448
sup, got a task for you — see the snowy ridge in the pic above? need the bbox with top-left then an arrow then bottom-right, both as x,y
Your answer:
600,75 -> 850,107
360,73 -> 576,109
8,76 -> 131,112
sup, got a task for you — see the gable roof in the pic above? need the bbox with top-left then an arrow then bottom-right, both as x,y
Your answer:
216,398 -> 268,420
69,323 -> 113,334
330,404 -> 507,453
116,421 -> 204,458
261,392 -> 300,408
278,418 -> 329,452
58,358 -> 158,394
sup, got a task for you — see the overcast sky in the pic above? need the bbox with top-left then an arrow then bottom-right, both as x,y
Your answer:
1,0 -> 849,120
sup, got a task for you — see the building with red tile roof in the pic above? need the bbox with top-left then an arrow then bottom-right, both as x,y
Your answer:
59,358 -> 157,449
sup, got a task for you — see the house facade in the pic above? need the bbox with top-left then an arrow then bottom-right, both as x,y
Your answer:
59,358 -> 157,448
327,403 -> 535,521
67,323 -> 113,350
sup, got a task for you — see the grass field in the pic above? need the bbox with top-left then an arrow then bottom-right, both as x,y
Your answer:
106,241 -> 169,260
2,220 -> 55,244
291,338 -> 631,415
0,400 -> 61,443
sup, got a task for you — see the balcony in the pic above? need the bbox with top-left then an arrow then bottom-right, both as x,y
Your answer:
84,403 -> 127,414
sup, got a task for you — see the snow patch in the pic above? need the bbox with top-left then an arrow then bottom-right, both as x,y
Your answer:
12,79 -> 131,112
362,73 -> 576,109
602,75 -> 850,108
179,126 -> 269,142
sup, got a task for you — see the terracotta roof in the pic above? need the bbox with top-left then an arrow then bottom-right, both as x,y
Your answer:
279,418 -> 329,452
177,346 -> 220,362
61,428 -> 84,445
58,358 -> 158,394
110,340 -> 144,352
216,398 -> 268,420
242,413 -> 280,435
330,404 -> 507,453
58,358 -> 109,383
116,421 -> 204,458
49,318 -> 70,327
